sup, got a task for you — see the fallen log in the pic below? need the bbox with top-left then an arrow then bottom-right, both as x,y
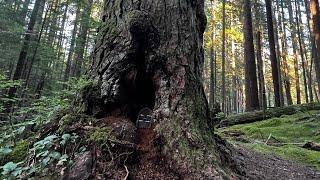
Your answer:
218,103 -> 320,127
303,142 -> 320,151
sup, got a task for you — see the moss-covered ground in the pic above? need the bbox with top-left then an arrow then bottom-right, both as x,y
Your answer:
217,110 -> 320,170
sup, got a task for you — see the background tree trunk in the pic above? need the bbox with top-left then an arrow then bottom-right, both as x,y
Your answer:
64,5 -> 80,82
221,0 -> 227,113
279,0 -> 293,105
72,0 -> 93,78
311,0 -> 320,97
265,0 -> 281,107
209,32 -> 215,111
256,31 -> 267,109
243,0 -> 260,111
8,0 -> 45,98
287,0 -> 302,104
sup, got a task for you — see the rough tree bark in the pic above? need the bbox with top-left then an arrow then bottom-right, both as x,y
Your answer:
243,0 -> 260,111
84,0 -> 243,178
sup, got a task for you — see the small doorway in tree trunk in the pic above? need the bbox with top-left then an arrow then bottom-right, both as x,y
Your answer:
136,107 -> 154,128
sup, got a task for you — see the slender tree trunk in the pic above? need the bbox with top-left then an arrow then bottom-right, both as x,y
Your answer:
287,0 -> 302,104
304,0 -> 316,102
72,0 -> 93,78
243,0 -> 260,111
231,40 -> 238,113
221,0 -> 226,113
295,0 -> 309,103
311,0 -> 320,96
57,1 -> 68,64
209,32 -> 215,111
20,0 -> 30,24
256,31 -> 267,109
279,0 -> 293,105
25,1 -> 48,88
64,4 -> 80,82
47,0 -> 60,45
265,0 -> 281,107
273,0 -> 284,106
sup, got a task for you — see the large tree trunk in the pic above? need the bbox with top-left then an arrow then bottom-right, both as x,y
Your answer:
85,0 -> 242,178
243,0 -> 260,111
9,0 -> 44,92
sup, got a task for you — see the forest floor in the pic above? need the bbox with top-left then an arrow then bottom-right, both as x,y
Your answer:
130,128 -> 179,179
218,110 -> 320,179
128,110 -> 320,179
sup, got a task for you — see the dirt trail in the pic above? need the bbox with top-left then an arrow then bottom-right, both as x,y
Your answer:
236,144 -> 320,180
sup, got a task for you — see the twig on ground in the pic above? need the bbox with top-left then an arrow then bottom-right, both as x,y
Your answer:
123,165 -> 129,180
265,134 -> 272,144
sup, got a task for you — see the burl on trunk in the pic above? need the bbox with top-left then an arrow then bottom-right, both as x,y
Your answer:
82,0 -> 242,179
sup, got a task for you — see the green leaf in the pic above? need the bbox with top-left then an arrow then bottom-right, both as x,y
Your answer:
60,134 -> 71,145
57,154 -> 68,166
79,146 -> 87,153
41,156 -> 51,167
36,150 -> 49,158
49,151 -> 61,160
62,134 -> 71,140
2,162 -> 17,173
0,147 -> 12,154
11,167 -> 22,176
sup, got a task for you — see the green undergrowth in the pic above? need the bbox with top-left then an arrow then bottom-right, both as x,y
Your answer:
217,110 -> 320,170
0,76 -> 95,178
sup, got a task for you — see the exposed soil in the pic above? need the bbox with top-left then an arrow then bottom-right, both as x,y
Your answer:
130,127 -> 179,180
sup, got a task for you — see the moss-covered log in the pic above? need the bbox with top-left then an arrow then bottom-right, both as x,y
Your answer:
219,103 -> 320,127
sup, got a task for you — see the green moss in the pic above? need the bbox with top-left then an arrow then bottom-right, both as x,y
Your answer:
88,127 -> 113,146
0,140 -> 29,166
218,110 -> 320,169
58,113 -> 94,133
248,144 -> 320,169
